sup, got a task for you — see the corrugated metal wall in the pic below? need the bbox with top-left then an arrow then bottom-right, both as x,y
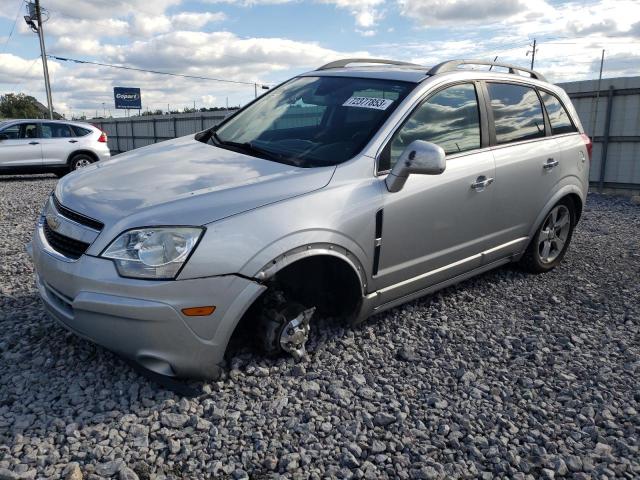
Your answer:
558,76 -> 640,190
92,110 -> 234,153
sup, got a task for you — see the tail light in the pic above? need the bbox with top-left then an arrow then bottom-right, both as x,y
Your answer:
98,131 -> 108,143
580,133 -> 592,162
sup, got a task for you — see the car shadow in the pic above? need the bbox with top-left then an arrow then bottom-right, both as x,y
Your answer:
0,174 -> 58,183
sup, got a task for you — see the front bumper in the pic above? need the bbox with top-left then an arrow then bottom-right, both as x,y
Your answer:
29,221 -> 266,379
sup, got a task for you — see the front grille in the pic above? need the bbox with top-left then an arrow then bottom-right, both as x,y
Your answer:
43,221 -> 90,259
52,195 -> 103,231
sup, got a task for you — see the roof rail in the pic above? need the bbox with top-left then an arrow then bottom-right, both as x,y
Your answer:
428,59 -> 546,82
317,58 -> 423,71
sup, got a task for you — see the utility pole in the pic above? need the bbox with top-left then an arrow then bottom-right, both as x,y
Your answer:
527,38 -> 537,70
254,83 -> 258,98
588,49 -> 606,140
25,1 -> 53,119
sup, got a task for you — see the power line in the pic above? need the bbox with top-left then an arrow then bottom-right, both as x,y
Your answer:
47,54 -> 271,88
1,0 -> 24,54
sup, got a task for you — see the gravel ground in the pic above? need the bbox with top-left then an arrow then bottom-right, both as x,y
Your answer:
0,174 -> 639,480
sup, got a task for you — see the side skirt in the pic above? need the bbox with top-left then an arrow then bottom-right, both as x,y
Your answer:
354,256 -> 513,323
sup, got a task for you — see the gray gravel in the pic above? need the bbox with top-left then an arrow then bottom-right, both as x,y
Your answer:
1,174 -> 639,479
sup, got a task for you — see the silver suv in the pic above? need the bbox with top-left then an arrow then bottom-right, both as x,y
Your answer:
0,119 -> 110,176
28,59 -> 591,379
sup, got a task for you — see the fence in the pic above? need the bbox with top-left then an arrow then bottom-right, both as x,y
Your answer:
91,110 -> 235,153
559,76 -> 640,192
91,76 -> 640,192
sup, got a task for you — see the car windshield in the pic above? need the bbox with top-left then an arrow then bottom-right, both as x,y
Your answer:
210,76 -> 415,167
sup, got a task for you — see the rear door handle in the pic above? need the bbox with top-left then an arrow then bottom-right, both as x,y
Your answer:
543,158 -> 559,170
29,141 -> 39,145
471,176 -> 494,192
68,140 -> 78,143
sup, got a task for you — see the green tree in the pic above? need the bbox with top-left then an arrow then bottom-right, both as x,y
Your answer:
0,93 -> 43,119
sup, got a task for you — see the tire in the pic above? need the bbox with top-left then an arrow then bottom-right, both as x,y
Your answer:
69,153 -> 94,171
519,198 -> 576,273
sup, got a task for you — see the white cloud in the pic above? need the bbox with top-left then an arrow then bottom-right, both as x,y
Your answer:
320,0 -> 384,32
42,0 -> 183,20
397,0 -> 533,26
171,11 -> 227,29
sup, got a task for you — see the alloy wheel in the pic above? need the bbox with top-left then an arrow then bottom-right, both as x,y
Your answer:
538,204 -> 571,264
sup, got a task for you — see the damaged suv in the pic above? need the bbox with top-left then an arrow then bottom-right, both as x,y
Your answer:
29,59 -> 590,378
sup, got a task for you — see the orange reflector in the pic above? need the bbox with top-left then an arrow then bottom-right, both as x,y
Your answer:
182,306 -> 216,316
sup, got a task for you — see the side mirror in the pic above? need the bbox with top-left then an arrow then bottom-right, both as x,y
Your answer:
385,140 -> 446,193
0,134 -> 9,141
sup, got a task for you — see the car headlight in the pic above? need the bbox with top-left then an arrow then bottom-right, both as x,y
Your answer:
101,227 -> 203,279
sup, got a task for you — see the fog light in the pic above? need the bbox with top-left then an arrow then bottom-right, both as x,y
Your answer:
182,306 -> 216,316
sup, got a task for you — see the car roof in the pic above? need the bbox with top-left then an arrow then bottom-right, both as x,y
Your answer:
300,66 -> 431,83
0,119 -> 95,128
300,59 -> 554,88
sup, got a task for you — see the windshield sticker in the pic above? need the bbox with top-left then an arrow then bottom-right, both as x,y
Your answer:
343,96 -> 394,110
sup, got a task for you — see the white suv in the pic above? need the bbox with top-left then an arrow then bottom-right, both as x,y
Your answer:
0,119 -> 110,176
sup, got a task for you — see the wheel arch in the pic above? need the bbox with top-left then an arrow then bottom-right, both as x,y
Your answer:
527,185 -> 584,241
67,150 -> 99,165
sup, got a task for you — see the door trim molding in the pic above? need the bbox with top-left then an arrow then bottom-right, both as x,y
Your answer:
370,236 -> 527,298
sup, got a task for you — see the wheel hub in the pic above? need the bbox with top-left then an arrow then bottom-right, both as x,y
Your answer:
279,307 -> 315,360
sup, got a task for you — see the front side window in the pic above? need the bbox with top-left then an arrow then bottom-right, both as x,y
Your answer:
540,91 -> 576,135
382,83 -> 481,170
212,76 -> 415,167
0,124 -> 20,139
488,83 -> 545,144
41,123 -> 73,138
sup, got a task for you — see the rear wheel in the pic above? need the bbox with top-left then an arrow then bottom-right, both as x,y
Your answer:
70,154 -> 94,171
519,199 -> 575,273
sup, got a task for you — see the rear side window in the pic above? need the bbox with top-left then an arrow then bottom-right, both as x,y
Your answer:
382,83 -> 481,170
71,125 -> 92,136
41,123 -> 74,138
488,83 -> 545,144
540,91 -> 576,135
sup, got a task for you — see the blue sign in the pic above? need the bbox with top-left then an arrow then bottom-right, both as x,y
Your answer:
114,87 -> 141,109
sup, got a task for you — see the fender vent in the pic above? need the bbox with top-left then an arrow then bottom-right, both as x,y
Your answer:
373,209 -> 383,275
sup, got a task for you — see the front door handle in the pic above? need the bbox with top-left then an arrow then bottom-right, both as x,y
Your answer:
68,140 -> 78,143
543,158 -> 559,170
29,141 -> 39,145
471,176 -> 494,192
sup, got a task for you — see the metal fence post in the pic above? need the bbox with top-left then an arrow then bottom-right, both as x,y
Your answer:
115,121 -> 121,153
130,118 -> 134,150
598,86 -> 615,192
152,118 -> 157,144
173,117 -> 177,138
200,115 -> 204,131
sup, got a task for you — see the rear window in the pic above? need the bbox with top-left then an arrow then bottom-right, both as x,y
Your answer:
488,83 -> 546,145
540,91 -> 576,135
71,125 -> 92,136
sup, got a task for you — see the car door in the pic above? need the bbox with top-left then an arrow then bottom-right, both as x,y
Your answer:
0,122 -> 43,167
40,122 -> 76,165
374,82 -> 497,304
483,82 -> 561,261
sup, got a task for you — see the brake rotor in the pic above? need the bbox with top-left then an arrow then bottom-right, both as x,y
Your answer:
278,307 -> 316,360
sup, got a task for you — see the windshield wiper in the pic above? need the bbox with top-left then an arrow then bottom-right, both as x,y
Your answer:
214,137 -> 299,166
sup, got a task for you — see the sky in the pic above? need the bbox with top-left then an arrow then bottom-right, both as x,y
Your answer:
0,0 -> 639,118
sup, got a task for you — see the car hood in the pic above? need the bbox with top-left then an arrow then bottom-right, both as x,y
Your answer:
55,135 -> 335,228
